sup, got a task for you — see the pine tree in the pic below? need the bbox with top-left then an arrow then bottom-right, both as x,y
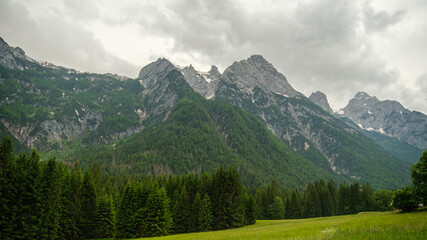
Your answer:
327,180 -> 338,215
349,182 -> 361,214
318,185 -> 334,217
171,186 -> 191,233
243,194 -> 256,225
115,182 -> 136,239
360,182 -> 375,211
198,193 -> 213,231
14,150 -> 42,239
58,170 -> 79,240
0,136 -> 16,240
288,190 -> 301,219
39,157 -> 61,240
267,196 -> 285,219
411,151 -> 427,205
97,194 -> 114,238
79,171 -> 98,239
191,192 -> 202,232
145,186 -> 171,237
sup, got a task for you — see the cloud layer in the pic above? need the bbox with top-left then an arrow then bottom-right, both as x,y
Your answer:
1,0 -> 426,114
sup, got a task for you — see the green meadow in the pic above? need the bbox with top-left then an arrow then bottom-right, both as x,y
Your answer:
127,211 -> 427,240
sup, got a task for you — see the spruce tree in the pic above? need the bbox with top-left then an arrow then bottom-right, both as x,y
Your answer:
318,185 -> 334,217
327,180 -> 338,215
58,170 -> 79,240
267,196 -> 285,219
145,186 -> 171,237
288,190 -> 301,219
171,186 -> 191,233
190,191 -> 202,232
0,136 -> 16,240
115,182 -> 136,239
97,194 -> 114,238
360,182 -> 375,211
349,182 -> 361,214
79,171 -> 98,239
243,194 -> 256,225
39,157 -> 61,240
14,150 -> 42,239
198,193 -> 213,231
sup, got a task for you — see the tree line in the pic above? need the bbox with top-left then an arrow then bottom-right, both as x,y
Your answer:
253,179 -> 393,220
0,136 -> 255,240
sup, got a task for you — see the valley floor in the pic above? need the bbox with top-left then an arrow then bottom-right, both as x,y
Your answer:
126,211 -> 427,240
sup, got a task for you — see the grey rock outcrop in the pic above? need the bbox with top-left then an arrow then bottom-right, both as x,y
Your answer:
341,92 -> 427,149
309,91 -> 334,114
181,65 -> 220,99
222,55 -> 303,98
0,37 -> 32,69
138,58 -> 177,88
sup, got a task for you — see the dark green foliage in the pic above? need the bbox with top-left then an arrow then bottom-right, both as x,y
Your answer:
0,136 -> 16,240
287,190 -> 302,219
79,171 -> 98,239
360,182 -> 375,211
317,181 -> 334,217
267,196 -> 286,219
198,193 -> 213,231
327,180 -> 338,215
211,167 -> 244,230
14,150 -> 42,239
243,194 -> 256,225
392,186 -> 419,212
171,186 -> 191,233
373,189 -> 394,211
97,195 -> 114,238
145,186 -> 171,237
302,183 -> 321,218
411,151 -> 427,204
39,157 -> 61,240
115,183 -> 136,239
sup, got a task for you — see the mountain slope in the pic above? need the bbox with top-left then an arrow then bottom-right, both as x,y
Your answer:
64,70 -> 344,188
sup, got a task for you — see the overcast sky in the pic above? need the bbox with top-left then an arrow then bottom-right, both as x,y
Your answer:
1,0 -> 426,114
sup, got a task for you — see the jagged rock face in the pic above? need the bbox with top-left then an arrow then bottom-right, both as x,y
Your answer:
181,65 -> 220,99
0,37 -> 30,70
341,92 -> 427,149
138,59 -> 193,124
309,91 -> 334,114
138,58 -> 177,87
222,55 -> 303,98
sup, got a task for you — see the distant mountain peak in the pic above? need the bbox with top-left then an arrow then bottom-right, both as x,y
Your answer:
137,58 -> 177,88
342,92 -> 427,149
309,91 -> 334,114
222,55 -> 303,98
209,65 -> 220,77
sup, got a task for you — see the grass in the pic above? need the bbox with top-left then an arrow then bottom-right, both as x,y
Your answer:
133,211 -> 427,240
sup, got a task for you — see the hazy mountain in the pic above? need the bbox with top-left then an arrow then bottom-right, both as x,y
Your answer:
341,92 -> 427,150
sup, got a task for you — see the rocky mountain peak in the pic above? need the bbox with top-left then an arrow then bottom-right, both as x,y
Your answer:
137,58 -> 177,88
309,91 -> 334,114
209,65 -> 220,77
0,37 -> 28,69
222,55 -> 302,98
341,92 -> 427,149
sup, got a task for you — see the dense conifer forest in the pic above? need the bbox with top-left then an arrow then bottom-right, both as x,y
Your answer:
0,136 -> 409,239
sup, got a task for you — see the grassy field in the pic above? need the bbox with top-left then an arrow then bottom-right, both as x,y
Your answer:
135,211 -> 427,240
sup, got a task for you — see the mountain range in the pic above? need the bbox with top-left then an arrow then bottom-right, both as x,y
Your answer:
1,36 -> 425,189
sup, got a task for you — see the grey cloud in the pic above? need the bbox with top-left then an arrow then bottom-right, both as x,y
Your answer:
0,0 -> 137,76
362,1 -> 406,32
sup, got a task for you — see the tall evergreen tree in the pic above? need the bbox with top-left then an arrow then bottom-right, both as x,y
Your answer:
360,182 -> 375,211
0,136 -> 16,240
39,157 -> 61,240
198,193 -> 213,231
79,171 -> 98,239
349,182 -> 361,214
243,193 -> 256,225
337,183 -> 350,215
318,185 -> 334,217
97,194 -> 114,238
267,196 -> 285,219
145,186 -> 171,237
287,190 -> 301,219
115,182 -> 136,239
191,192 -> 202,232
14,150 -> 42,240
58,170 -> 79,240
171,186 -> 191,233
327,180 -> 338,215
